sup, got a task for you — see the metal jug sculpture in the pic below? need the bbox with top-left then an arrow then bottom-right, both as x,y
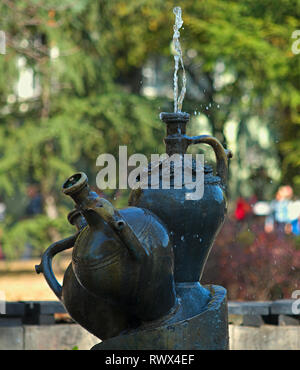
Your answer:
129,112 -> 232,284
36,172 -> 176,340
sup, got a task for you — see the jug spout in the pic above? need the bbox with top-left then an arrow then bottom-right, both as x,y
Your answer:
62,172 -> 99,208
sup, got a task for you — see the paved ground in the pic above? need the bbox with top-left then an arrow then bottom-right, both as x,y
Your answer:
0,257 -> 70,301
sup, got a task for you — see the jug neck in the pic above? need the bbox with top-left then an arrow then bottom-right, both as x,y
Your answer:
62,172 -> 106,229
160,112 -> 190,156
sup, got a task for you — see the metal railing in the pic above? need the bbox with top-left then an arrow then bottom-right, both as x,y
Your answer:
0,300 -> 299,327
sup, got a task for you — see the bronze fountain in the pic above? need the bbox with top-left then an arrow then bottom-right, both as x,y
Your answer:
36,110 -> 232,350
36,4 -> 231,351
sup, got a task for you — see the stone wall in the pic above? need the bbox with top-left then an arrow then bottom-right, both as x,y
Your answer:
229,325 -> 300,350
0,324 -> 99,350
0,300 -> 299,350
1,323 -> 300,350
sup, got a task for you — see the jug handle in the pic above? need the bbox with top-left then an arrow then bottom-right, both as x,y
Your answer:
35,233 -> 79,300
186,135 -> 232,186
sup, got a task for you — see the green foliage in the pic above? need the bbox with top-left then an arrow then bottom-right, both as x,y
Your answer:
2,213 -> 73,259
0,0 -> 299,258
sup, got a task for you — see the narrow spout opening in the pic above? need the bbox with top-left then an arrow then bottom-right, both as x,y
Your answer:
159,112 -> 190,124
160,112 -> 190,138
67,209 -> 81,225
62,172 -> 88,196
67,209 -> 87,231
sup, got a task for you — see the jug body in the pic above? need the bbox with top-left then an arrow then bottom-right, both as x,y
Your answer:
72,206 -> 176,321
62,262 -> 132,339
129,165 -> 226,282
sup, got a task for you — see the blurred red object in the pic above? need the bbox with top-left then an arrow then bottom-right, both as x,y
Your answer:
235,197 -> 251,221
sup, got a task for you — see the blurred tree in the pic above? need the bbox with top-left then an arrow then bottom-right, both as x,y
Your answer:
0,0 -> 299,257
0,0 -> 166,256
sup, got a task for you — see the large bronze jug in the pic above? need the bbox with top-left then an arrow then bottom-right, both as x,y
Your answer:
129,112 -> 232,284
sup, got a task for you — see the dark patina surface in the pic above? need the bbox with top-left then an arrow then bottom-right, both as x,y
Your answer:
92,285 -> 229,350
36,111 -> 231,349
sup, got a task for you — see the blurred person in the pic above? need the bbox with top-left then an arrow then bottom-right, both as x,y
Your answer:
25,184 -> 43,216
264,185 -> 294,234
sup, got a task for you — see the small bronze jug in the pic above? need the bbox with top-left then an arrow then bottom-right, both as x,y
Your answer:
36,172 -> 176,340
129,112 -> 232,284
36,208 -> 131,340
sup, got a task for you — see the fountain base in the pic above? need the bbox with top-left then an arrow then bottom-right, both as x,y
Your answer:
91,285 -> 229,350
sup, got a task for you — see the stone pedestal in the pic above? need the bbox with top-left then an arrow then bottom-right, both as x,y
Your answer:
92,285 -> 228,350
